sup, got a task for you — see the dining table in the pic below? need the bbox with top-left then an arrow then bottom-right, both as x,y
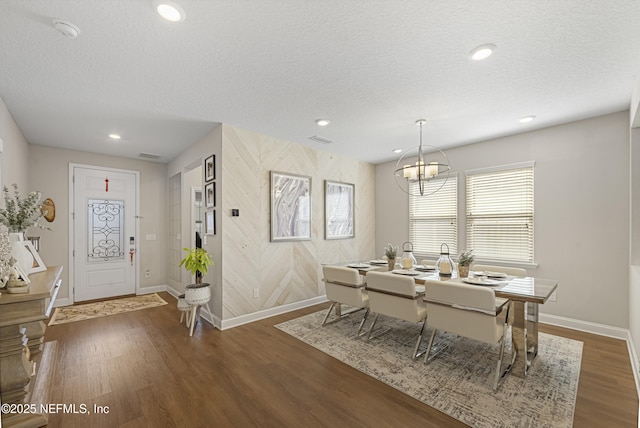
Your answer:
333,260 -> 558,378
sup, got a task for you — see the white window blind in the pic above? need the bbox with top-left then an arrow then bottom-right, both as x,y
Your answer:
409,175 -> 457,257
466,165 -> 534,263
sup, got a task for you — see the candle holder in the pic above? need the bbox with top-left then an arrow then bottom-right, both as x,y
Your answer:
436,243 -> 454,276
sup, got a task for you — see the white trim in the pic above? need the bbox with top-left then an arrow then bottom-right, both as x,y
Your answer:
68,163 -> 141,304
464,160 -> 536,176
540,312 -> 640,399
137,285 -> 169,295
220,296 -> 328,330
540,312 -> 629,340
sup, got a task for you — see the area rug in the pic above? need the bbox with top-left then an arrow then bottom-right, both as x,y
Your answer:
48,293 -> 168,326
275,310 -> 582,428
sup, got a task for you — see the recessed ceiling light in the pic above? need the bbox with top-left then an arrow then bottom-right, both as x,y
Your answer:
52,19 -> 80,38
519,115 -> 536,123
392,148 -> 403,154
154,1 -> 185,22
469,44 -> 496,61
109,134 -> 121,140
315,119 -> 330,127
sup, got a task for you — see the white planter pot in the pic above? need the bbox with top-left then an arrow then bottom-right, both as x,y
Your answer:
185,283 -> 211,305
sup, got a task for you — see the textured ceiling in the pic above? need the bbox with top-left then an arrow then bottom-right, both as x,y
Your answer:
1,1 -> 640,164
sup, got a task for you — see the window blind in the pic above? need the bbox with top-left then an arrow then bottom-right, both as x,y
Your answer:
409,175 -> 457,258
466,165 -> 534,263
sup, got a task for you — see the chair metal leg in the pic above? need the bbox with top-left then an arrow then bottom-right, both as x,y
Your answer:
366,314 -> 380,341
322,302 -> 337,326
412,317 -> 429,360
493,316 -> 516,391
424,329 -> 438,363
356,307 -> 370,338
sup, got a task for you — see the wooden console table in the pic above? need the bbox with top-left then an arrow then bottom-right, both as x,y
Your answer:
0,266 -> 62,428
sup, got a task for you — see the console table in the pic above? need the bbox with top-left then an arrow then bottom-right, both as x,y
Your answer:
0,266 -> 62,428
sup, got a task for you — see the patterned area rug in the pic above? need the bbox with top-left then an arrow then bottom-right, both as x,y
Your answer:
275,310 -> 582,428
48,293 -> 168,326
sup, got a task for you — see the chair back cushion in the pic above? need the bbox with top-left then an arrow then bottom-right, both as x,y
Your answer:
471,264 -> 527,277
365,271 -> 426,323
323,265 -> 367,308
424,280 -> 505,344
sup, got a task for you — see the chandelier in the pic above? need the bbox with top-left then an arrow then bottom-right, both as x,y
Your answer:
394,119 -> 451,196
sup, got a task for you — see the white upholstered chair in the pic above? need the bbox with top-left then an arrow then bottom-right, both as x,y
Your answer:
471,264 -> 527,277
322,265 -> 370,337
423,279 -> 514,390
365,271 -> 428,359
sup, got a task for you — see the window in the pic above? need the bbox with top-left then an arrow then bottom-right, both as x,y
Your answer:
409,175 -> 457,258
466,163 -> 534,263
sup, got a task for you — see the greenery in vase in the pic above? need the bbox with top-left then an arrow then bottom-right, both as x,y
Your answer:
384,243 -> 398,259
179,247 -> 214,285
0,184 -> 49,233
458,249 -> 474,266
0,225 -> 13,287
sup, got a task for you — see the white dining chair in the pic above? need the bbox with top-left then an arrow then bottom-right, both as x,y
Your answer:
322,265 -> 370,337
365,271 -> 428,359
423,279 -> 514,390
471,264 -> 527,277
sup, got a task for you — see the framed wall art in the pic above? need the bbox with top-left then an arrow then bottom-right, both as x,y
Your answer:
204,155 -> 215,182
324,180 -> 354,240
205,210 -> 216,235
270,171 -> 311,242
205,182 -> 215,208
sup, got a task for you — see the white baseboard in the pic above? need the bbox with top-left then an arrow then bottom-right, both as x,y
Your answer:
165,285 -> 182,299
220,296 -> 328,330
539,313 -> 630,340
540,312 -> 640,399
138,285 -> 169,295
53,297 -> 71,307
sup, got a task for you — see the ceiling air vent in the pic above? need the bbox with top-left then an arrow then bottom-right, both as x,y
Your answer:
308,135 -> 334,144
138,152 -> 162,160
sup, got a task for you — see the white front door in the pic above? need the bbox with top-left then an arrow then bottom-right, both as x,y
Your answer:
72,166 -> 138,302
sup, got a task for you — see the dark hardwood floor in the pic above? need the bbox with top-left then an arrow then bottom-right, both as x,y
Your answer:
44,292 -> 638,427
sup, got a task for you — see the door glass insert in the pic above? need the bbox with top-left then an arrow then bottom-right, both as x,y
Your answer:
87,199 -> 125,262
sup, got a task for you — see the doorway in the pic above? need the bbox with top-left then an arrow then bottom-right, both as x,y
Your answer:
69,164 -> 139,302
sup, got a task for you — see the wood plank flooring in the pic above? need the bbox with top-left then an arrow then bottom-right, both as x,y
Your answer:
43,292 -> 638,427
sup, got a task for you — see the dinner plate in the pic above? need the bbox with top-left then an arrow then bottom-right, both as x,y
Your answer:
347,263 -> 369,269
369,260 -> 388,265
485,271 -> 507,278
463,278 -> 503,286
392,269 -> 420,276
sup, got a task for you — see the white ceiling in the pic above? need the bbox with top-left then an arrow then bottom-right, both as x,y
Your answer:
1,1 -> 640,164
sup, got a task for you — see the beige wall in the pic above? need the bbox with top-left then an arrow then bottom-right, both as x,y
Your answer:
0,96 -> 29,191
28,145 -> 168,302
221,124 -> 376,319
377,111 -> 630,328
167,125 -> 223,319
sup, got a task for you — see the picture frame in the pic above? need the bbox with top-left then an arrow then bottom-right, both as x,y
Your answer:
324,180 -> 355,240
270,171 -> 311,242
204,155 -> 215,182
205,182 -> 215,208
23,241 -> 46,274
205,210 -> 216,235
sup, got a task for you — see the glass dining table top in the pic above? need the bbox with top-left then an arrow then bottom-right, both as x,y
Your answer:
330,261 -> 558,304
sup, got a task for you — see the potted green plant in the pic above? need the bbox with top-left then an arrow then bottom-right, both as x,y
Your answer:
384,243 -> 398,271
179,247 -> 214,306
457,249 -> 474,278
0,184 -> 50,234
